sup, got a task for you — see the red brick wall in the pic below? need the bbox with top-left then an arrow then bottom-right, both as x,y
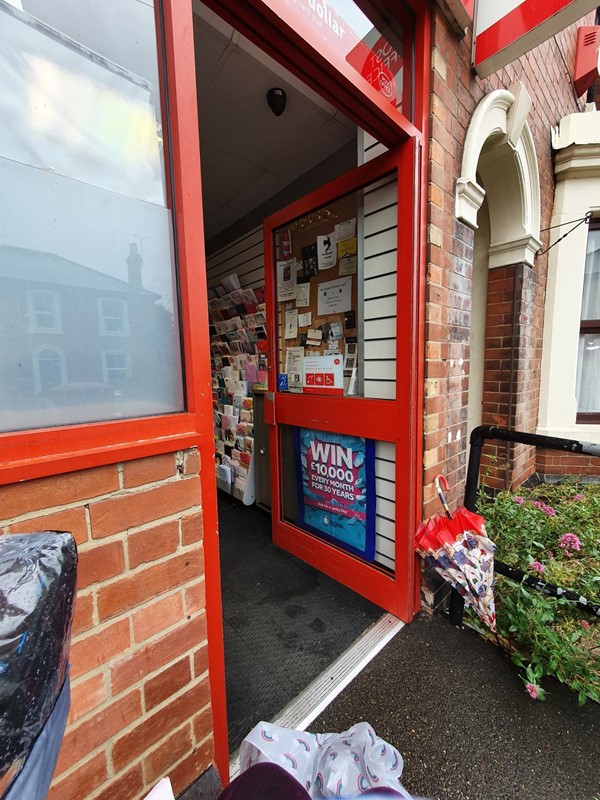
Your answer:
423,7 -> 595,519
537,449 -> 600,477
0,450 -> 213,800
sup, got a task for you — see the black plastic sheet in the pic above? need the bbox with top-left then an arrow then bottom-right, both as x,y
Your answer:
0,532 -> 77,796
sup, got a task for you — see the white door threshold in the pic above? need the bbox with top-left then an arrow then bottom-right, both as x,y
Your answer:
229,612 -> 404,779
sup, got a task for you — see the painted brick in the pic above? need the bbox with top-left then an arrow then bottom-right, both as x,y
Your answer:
97,549 -> 204,622
185,580 -> 206,616
112,679 -> 211,771
7,506 -> 89,545
98,763 -> 145,800
111,614 -> 206,695
144,657 -> 192,711
143,722 -> 193,784
193,643 -> 209,679
68,673 -> 107,725
183,449 -> 201,475
193,705 -> 214,745
70,618 -> 131,679
1,466 -> 118,520
132,591 -> 185,643
128,520 -> 180,569
122,453 -> 177,489
182,512 -> 204,545
432,46 -> 447,79
71,591 -> 95,637
89,478 -> 201,539
169,738 -> 214,797
55,690 -> 142,775
47,751 -> 108,800
77,539 -> 125,589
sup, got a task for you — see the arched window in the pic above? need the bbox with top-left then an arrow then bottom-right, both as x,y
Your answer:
33,346 -> 66,393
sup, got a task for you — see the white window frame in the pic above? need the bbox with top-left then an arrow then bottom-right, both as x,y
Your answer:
27,289 -> 62,333
538,112 -> 600,444
101,350 -> 131,384
98,297 -> 129,336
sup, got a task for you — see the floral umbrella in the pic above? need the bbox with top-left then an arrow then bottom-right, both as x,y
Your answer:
416,475 -> 497,632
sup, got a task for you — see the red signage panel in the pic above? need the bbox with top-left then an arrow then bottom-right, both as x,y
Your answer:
260,0 -> 409,113
473,0 -> 598,77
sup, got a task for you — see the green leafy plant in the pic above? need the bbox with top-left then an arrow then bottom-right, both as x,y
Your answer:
473,481 -> 599,704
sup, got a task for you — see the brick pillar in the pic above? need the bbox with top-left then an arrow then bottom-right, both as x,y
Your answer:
481,264 -> 537,490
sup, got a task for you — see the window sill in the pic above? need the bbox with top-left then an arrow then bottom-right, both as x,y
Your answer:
0,412 -> 203,485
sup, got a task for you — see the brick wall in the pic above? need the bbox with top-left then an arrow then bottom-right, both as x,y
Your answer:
537,449 -> 600,477
0,449 -> 213,800
423,6 -> 595,520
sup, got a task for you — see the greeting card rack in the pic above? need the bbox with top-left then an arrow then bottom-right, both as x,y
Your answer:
208,273 -> 268,506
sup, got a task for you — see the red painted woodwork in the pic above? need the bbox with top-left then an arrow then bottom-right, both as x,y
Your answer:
158,0 -> 229,785
263,142 -> 419,622
201,0 -> 424,148
0,0 -> 430,782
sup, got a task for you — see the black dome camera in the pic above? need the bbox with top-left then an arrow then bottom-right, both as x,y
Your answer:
267,87 -> 287,117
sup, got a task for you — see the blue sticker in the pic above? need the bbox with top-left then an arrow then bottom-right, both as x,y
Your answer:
278,373 -> 289,391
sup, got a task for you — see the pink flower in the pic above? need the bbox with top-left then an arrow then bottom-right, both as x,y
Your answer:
547,551 -> 554,559
532,500 -> 544,509
526,683 -> 539,699
514,496 -> 524,505
573,494 -> 585,501
558,533 -> 582,552
580,620 -> 590,630
542,505 -> 556,517
530,561 -> 545,574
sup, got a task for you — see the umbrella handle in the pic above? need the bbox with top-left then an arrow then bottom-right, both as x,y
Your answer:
434,474 -> 453,519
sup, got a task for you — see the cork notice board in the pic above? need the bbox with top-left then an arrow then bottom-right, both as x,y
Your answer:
275,192 -> 359,395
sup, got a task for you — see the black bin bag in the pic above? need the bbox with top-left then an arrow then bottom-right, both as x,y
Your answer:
0,532 -> 77,799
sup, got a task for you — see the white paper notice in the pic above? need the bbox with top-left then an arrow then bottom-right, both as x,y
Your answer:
306,328 -> 323,346
298,311 -> 312,328
285,308 -> 298,339
296,283 -> 310,307
277,259 -> 297,301
317,276 -> 352,315
285,346 -> 304,375
334,218 -> 356,241
317,234 -> 336,270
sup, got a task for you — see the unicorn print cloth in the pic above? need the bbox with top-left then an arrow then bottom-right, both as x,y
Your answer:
239,721 -> 413,799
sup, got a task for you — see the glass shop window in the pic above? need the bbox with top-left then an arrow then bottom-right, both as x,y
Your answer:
0,0 -> 184,432
274,174 -> 398,400
576,222 -> 600,422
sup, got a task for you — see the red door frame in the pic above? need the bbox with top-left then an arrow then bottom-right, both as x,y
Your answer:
263,143 -> 418,620
0,0 -> 429,787
193,0 -> 430,782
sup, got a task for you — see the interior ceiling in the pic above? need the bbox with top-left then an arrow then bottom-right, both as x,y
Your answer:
192,3 -> 357,241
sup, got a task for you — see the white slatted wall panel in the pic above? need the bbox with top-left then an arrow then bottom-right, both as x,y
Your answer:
206,227 -> 264,289
360,131 -> 397,572
204,139 -> 397,572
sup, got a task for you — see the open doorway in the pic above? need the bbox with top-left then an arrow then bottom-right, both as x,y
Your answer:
192,3 -> 390,755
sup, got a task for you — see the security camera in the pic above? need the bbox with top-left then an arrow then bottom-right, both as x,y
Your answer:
267,88 -> 286,117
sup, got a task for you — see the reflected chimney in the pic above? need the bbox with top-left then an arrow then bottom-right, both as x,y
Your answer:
126,242 -> 143,289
